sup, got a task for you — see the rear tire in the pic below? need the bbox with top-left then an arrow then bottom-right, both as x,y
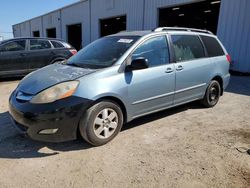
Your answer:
201,80 -> 221,108
79,101 -> 123,146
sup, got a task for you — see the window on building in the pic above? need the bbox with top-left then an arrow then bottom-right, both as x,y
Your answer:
100,15 -> 127,37
132,36 -> 170,67
30,39 -> 51,50
47,28 -> 57,38
67,24 -> 82,50
158,0 -> 221,34
200,35 -> 225,57
171,35 -> 205,62
33,31 -> 40,37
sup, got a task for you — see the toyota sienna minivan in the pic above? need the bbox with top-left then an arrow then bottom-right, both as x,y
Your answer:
9,27 -> 231,146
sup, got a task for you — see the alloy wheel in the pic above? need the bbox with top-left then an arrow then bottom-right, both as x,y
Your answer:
93,108 -> 118,139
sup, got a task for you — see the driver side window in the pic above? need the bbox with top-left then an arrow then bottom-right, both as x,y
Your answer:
132,36 -> 170,67
0,40 -> 26,52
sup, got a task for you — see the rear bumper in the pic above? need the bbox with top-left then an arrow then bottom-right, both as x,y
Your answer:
9,90 -> 93,143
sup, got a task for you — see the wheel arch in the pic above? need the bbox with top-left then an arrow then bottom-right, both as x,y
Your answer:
95,96 -> 128,123
50,56 -> 67,64
211,75 -> 223,95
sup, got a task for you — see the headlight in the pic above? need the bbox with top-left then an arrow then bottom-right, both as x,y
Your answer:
30,81 -> 79,104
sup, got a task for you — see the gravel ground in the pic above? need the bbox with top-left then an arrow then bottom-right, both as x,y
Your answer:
0,76 -> 249,188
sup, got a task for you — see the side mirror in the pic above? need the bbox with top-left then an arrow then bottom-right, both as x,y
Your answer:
126,57 -> 149,71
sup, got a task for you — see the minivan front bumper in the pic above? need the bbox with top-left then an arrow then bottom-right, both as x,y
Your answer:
9,90 -> 93,143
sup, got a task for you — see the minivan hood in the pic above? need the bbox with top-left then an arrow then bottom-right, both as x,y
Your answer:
18,63 -> 96,95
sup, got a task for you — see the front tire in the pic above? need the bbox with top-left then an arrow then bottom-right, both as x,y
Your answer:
201,80 -> 221,108
79,101 -> 124,146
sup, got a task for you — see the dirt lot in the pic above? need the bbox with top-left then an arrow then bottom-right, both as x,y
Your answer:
0,76 -> 249,188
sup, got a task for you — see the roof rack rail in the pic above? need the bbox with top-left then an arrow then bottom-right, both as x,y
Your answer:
153,27 -> 213,35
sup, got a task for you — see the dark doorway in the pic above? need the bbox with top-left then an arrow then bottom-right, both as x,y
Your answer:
33,31 -> 40,37
67,24 -> 82,50
159,0 -> 221,34
46,28 -> 56,38
100,15 -> 126,37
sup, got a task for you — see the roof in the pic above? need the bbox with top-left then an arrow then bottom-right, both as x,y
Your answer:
109,30 -> 152,37
0,37 -> 65,44
108,27 -> 214,38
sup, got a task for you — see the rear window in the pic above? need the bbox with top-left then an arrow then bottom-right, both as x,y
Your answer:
51,41 -> 64,48
200,35 -> 225,57
171,35 -> 205,62
30,39 -> 51,50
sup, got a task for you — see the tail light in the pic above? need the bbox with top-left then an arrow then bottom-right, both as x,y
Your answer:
70,49 -> 77,55
226,54 -> 231,64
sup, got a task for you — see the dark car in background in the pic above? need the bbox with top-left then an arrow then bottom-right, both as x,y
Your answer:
0,38 -> 77,77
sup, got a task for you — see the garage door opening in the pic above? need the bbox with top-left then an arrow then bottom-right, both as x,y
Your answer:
159,0 -> 221,34
33,31 -> 40,37
47,28 -> 56,38
100,15 -> 126,37
67,24 -> 82,50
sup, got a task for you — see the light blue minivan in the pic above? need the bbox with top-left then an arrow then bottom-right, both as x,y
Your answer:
9,27 -> 230,146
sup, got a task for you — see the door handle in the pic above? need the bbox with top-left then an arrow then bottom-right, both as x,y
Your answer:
176,65 -> 184,71
19,53 -> 27,57
165,67 -> 174,73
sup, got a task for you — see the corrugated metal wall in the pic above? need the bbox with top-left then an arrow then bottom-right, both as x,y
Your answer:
217,0 -> 250,73
42,11 -> 61,38
61,1 -> 90,47
15,21 -> 30,37
12,25 -> 21,37
30,17 -> 43,37
90,0 -> 144,41
12,0 -> 250,73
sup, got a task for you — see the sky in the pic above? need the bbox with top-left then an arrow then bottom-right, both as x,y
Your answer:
0,0 -> 79,40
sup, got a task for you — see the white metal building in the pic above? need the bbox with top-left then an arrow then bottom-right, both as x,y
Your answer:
13,0 -> 250,73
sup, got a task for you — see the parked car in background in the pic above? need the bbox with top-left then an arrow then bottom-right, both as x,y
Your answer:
9,27 -> 230,146
0,38 -> 77,77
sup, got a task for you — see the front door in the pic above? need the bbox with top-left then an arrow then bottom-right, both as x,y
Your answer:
127,35 -> 175,118
27,39 -> 53,71
0,39 -> 28,76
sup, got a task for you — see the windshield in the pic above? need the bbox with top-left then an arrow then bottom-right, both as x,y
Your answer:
67,36 -> 140,69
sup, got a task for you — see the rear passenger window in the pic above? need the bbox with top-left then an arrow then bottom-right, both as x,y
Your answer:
200,35 -> 225,57
132,36 -> 170,67
171,35 -> 205,62
30,40 -> 51,50
51,41 -> 64,48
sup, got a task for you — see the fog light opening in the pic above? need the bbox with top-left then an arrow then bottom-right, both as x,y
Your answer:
39,128 -> 59,135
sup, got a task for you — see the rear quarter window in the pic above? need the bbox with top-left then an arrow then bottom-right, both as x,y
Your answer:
200,35 -> 225,57
171,35 -> 205,62
51,41 -> 64,48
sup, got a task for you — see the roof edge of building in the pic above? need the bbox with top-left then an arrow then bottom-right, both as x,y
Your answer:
13,0 -> 88,27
